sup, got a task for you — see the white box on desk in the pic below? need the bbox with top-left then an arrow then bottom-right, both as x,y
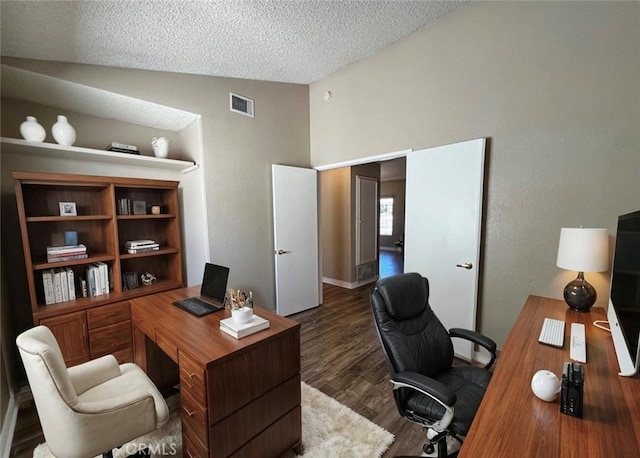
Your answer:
220,315 -> 270,339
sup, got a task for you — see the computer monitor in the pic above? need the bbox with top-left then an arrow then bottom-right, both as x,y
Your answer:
607,210 -> 640,376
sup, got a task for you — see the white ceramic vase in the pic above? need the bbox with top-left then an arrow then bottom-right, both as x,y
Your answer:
151,137 -> 169,158
20,116 -> 46,142
51,115 -> 76,146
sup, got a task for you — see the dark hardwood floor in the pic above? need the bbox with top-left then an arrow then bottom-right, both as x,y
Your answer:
10,281 -> 428,457
294,282 -> 427,457
379,249 -> 404,278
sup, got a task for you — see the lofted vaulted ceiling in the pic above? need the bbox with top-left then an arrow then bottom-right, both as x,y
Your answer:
1,0 -> 468,85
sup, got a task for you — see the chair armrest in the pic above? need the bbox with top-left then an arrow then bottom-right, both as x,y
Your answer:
449,328 -> 497,369
72,389 -> 154,415
68,355 -> 121,395
392,371 -> 456,430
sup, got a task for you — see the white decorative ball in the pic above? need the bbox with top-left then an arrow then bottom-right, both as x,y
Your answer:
531,370 -> 561,402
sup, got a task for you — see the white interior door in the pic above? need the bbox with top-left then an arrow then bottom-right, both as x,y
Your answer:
272,164 -> 320,316
404,138 -> 486,361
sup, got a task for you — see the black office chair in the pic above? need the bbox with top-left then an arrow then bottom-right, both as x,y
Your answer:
370,273 -> 497,457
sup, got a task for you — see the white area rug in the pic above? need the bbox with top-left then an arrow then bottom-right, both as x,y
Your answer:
33,382 -> 394,457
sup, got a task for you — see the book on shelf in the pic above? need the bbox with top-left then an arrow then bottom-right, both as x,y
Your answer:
106,142 -> 139,151
66,267 -> 76,301
219,315 -> 270,339
127,245 -> 160,254
85,264 -> 105,297
117,199 -> 133,215
47,253 -> 88,263
107,147 -> 141,155
125,239 -> 157,248
53,270 -> 63,303
79,276 -> 88,298
92,262 -> 109,295
59,269 -> 69,302
47,244 -> 87,263
47,244 -> 87,256
42,270 -> 55,305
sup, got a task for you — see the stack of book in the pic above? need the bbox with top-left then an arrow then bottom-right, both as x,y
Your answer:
84,262 -> 111,297
220,315 -> 270,339
106,142 -> 140,155
125,240 -> 160,254
46,244 -> 88,263
42,267 -> 77,305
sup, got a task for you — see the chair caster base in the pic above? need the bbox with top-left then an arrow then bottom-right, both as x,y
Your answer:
422,434 -> 462,457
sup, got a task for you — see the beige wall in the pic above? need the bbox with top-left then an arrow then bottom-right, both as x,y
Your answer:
320,162 -> 381,285
310,2 -> 640,345
380,180 -> 406,249
320,168 -> 352,282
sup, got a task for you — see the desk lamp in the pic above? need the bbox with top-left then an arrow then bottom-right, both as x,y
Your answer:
556,227 -> 608,312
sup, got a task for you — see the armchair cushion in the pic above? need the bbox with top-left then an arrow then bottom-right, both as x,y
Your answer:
78,363 -> 169,427
68,354 -> 121,395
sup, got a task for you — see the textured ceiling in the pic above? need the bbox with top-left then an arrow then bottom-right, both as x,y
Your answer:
1,0 -> 468,84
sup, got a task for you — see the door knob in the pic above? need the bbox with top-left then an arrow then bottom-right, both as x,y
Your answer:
456,262 -> 473,270
276,249 -> 290,255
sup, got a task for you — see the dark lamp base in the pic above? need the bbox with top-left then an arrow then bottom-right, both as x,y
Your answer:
563,272 -> 596,312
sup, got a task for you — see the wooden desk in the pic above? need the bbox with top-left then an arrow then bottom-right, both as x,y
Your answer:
459,295 -> 640,457
130,286 -> 302,458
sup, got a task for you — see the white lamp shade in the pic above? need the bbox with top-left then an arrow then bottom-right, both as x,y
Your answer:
556,228 -> 609,272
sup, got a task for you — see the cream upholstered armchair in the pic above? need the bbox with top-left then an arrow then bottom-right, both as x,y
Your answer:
16,325 -> 169,458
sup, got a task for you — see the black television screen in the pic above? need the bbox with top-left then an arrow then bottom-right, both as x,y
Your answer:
608,210 -> 640,375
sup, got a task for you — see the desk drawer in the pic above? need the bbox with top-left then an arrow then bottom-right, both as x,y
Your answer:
179,351 -> 206,405
183,427 -> 208,458
87,301 -> 130,330
131,314 -> 155,341
181,388 -> 208,447
155,331 -> 178,363
211,375 -> 300,457
232,406 -> 301,458
89,320 -> 132,358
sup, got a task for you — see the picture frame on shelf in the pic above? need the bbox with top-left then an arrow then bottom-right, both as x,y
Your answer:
59,201 -> 77,216
133,200 -> 147,215
124,272 -> 139,290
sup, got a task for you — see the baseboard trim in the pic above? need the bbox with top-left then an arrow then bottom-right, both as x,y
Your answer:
1,394 -> 18,458
323,277 -> 378,290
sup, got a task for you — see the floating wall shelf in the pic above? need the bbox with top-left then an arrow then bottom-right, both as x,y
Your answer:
1,137 -> 196,172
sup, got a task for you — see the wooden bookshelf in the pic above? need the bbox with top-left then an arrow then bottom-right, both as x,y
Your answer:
13,171 -> 184,366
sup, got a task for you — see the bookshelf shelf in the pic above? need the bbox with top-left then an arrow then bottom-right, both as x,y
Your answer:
27,215 -> 113,223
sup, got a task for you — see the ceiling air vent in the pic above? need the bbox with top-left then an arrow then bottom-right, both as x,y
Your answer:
230,92 -> 254,118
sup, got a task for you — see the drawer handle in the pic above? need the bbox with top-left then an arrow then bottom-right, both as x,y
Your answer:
184,408 -> 196,417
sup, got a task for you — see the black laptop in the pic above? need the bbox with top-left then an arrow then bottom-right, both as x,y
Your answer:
173,263 -> 230,317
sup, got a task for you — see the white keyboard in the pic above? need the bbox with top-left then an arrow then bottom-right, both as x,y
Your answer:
538,318 -> 565,348
570,323 -> 587,363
